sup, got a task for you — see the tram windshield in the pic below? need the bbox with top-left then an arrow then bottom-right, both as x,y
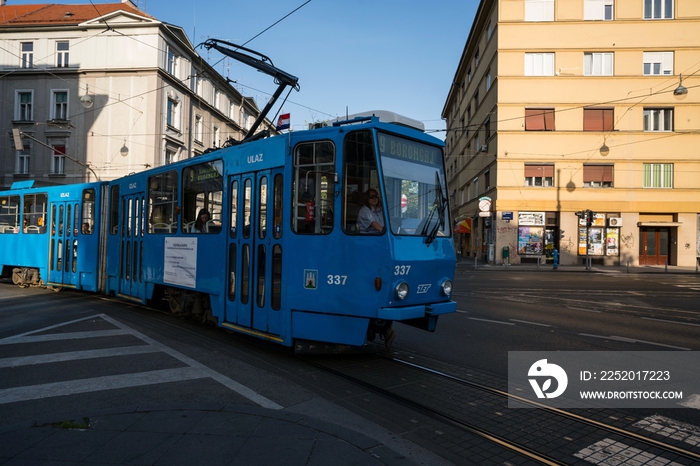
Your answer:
342,130 -> 449,240
378,132 -> 449,239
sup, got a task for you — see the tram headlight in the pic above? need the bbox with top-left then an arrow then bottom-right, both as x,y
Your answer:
440,279 -> 453,297
394,281 -> 409,300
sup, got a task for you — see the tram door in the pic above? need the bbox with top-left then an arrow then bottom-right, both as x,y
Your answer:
118,192 -> 146,300
48,201 -> 80,286
225,170 -> 283,337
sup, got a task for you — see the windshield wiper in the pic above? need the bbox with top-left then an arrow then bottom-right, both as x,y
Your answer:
425,172 -> 447,245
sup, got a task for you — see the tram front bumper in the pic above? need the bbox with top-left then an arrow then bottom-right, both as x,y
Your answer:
377,300 -> 456,321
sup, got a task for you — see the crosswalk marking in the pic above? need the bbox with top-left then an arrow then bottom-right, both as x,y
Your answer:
0,314 -> 282,410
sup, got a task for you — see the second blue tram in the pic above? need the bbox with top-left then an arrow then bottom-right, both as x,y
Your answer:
0,180 -> 106,292
104,111 -> 456,349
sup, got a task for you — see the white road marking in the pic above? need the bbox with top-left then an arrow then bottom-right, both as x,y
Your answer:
634,415 -> 700,446
574,438 -> 683,465
678,393 -> 700,410
642,317 -> 700,327
578,333 -> 691,350
0,345 -> 159,368
467,317 -> 515,325
509,319 -> 552,327
0,314 -> 283,410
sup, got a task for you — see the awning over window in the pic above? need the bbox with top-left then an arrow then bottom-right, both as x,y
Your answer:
454,218 -> 472,233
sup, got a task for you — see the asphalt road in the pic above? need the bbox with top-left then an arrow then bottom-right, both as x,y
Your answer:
396,271 -> 700,377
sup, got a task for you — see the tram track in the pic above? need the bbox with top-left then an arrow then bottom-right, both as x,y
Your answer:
299,349 -> 700,465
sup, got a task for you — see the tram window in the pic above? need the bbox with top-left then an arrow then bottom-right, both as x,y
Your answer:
258,176 -> 267,239
342,130 -> 381,235
230,180 -> 238,238
243,178 -> 251,239
257,244 -> 266,307
271,244 -> 282,310
148,171 -> 178,233
81,189 -> 94,234
292,141 -> 335,234
109,185 -> 119,235
273,174 -> 283,239
23,192 -> 47,234
182,160 -> 223,234
0,195 -> 20,232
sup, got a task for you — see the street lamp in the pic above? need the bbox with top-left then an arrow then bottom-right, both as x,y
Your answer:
599,141 -> 609,156
120,139 -> 129,157
80,84 -> 94,108
674,74 -> 688,100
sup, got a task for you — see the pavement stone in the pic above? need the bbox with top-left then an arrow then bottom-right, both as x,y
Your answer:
0,403 -> 417,465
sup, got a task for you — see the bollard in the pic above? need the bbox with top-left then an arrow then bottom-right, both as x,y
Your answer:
627,260 -> 630,274
665,259 -> 668,273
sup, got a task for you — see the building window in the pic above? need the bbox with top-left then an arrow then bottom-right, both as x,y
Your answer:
474,89 -> 479,108
473,177 -> 479,198
524,164 -> 554,187
167,48 -> 178,77
525,108 -> 555,130
525,0 -> 554,21
16,146 -> 30,175
20,42 -> 33,68
487,21 -> 493,41
166,98 -> 179,129
16,91 -> 33,121
583,108 -> 614,131
484,117 -> 491,140
52,145 -> 66,175
643,52 -> 673,75
643,108 -> 673,131
644,0 -> 673,19
583,164 -> 613,187
467,65 -> 472,83
194,114 -> 203,143
584,52 -> 613,75
56,41 -> 69,67
484,170 -> 490,191
486,69 -> 492,91
165,147 -> 176,165
51,90 -> 69,120
643,163 -> 673,188
584,0 -> 614,20
525,53 -> 555,76
467,103 -> 472,120
474,47 -> 480,67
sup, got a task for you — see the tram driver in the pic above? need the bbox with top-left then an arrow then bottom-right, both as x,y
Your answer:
357,189 -> 385,234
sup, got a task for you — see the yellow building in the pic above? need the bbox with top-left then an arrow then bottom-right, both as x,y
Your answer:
443,0 -> 700,267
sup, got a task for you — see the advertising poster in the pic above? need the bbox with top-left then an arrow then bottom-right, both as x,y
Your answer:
606,228 -> 619,256
164,237 -> 197,288
518,226 -> 543,255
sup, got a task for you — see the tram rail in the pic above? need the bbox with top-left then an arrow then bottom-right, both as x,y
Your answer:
299,349 -> 700,465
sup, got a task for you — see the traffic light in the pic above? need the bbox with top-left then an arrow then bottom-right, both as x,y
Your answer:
586,210 -> 596,228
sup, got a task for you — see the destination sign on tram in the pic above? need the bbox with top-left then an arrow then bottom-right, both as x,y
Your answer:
378,133 -> 442,167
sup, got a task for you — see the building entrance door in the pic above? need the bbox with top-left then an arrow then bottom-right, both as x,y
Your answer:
639,227 -> 669,266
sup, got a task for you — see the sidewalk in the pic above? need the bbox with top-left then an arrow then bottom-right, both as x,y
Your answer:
0,403 -> 415,465
456,258 -> 700,274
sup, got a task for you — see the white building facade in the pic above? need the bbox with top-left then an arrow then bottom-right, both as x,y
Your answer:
0,1 -> 275,188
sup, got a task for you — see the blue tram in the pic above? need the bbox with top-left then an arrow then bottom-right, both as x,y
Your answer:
1,41 -> 455,351
0,180 -> 106,292
104,111 -> 456,349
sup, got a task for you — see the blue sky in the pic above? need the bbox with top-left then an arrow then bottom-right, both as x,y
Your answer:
38,1 -> 479,136
153,0 -> 479,136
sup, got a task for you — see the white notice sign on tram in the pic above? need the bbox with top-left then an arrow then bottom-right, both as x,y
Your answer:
164,237 -> 197,288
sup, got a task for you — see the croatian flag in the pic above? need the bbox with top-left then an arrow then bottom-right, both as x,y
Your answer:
276,113 -> 291,131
